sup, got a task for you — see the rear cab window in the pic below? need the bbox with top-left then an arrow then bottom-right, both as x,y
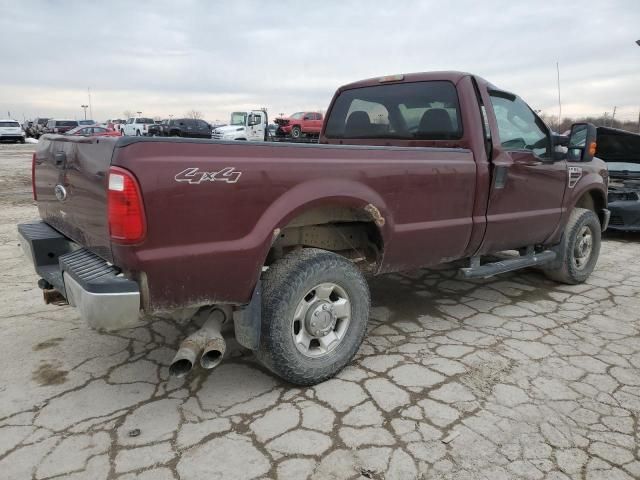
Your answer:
0,121 -> 20,127
324,81 -> 462,141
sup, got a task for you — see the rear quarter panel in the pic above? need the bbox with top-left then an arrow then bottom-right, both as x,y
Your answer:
110,139 -> 477,311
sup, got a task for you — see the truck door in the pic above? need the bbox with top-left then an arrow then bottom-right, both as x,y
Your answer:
481,90 -> 567,253
248,112 -> 265,141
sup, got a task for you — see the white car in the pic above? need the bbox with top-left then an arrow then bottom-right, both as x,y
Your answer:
121,117 -> 155,136
212,110 -> 267,141
0,119 -> 26,143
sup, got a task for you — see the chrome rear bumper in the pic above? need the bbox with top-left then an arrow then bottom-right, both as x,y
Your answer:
17,221 -> 141,330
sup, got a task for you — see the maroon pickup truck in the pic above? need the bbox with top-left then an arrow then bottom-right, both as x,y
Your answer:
19,71 -> 609,385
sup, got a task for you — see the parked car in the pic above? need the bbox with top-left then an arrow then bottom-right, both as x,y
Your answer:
172,118 -> 211,138
0,119 -> 26,143
147,119 -> 168,137
107,119 -> 126,132
121,117 -> 155,136
43,119 -> 78,135
19,71 -> 609,386
596,126 -> 640,231
65,125 -> 122,137
275,111 -> 323,138
212,110 -> 267,141
28,118 -> 50,138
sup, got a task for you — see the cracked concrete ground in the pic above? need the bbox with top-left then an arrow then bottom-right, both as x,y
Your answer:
1,143 -> 639,480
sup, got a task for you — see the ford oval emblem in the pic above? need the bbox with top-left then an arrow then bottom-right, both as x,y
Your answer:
54,184 -> 67,202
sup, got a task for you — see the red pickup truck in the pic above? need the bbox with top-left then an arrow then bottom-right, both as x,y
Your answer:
274,111 -> 323,138
19,71 -> 609,385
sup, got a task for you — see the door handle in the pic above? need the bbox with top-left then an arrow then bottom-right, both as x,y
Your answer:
54,151 -> 66,168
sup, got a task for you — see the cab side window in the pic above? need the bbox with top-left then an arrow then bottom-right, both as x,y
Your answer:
489,92 -> 550,158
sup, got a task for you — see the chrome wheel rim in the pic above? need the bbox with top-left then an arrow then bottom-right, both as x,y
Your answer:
291,283 -> 351,358
573,225 -> 593,270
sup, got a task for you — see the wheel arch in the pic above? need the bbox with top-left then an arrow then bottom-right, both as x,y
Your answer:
254,179 -> 392,274
574,188 -> 607,226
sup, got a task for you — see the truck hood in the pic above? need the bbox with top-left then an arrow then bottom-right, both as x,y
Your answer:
214,125 -> 245,134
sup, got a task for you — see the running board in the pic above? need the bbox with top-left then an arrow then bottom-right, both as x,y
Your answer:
459,250 -> 556,279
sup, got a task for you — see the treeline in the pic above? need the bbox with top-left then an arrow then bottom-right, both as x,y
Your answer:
541,114 -> 640,134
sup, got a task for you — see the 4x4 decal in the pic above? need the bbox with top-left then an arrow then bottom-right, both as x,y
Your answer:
175,167 -> 241,184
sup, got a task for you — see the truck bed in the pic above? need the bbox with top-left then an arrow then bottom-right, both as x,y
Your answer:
34,135 -> 477,311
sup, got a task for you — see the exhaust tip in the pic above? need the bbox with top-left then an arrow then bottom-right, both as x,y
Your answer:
169,358 -> 194,378
201,349 -> 223,369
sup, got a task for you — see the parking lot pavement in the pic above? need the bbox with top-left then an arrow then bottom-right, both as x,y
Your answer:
0,144 -> 639,480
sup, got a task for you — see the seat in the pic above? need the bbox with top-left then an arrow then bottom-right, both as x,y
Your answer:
344,111 -> 371,138
417,108 -> 455,139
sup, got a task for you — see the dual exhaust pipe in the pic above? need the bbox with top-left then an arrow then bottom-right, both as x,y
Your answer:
169,307 -> 229,378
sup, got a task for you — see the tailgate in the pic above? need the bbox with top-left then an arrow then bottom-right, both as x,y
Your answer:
34,135 -> 118,262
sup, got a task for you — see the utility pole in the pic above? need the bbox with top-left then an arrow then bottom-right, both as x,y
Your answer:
611,106 -> 617,128
87,87 -> 93,120
637,109 -> 640,133
556,62 -> 562,130
80,105 -> 88,120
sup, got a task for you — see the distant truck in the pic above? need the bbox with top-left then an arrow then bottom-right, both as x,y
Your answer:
212,110 -> 267,141
19,71 -> 609,386
275,111 -> 324,139
42,119 -> 78,135
148,118 -> 212,139
121,117 -> 155,136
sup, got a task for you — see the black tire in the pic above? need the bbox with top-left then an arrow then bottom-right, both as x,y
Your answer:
19,138 -> 25,144
290,126 -> 302,139
543,208 -> 601,284
256,248 -> 370,385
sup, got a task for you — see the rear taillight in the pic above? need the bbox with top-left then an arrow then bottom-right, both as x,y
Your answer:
31,153 -> 37,201
107,166 -> 146,244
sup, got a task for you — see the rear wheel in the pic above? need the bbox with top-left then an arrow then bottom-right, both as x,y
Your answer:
256,248 -> 370,385
543,208 -> 601,284
290,126 -> 302,139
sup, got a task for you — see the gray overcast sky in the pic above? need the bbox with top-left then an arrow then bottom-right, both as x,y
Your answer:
1,0 -> 639,123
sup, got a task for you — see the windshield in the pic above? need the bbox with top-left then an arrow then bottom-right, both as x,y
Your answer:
57,121 -> 78,127
607,162 -> 640,173
78,120 -> 94,125
230,112 -> 247,126
290,112 -> 304,120
37,119 -> 49,125
0,121 -> 20,127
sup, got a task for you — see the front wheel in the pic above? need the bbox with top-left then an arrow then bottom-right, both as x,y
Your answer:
257,248 -> 370,385
290,126 -> 302,139
543,208 -> 601,284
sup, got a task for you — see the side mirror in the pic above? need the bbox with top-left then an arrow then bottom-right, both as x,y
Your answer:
567,123 -> 597,162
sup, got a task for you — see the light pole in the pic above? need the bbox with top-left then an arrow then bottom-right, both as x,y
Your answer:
80,105 -> 88,120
